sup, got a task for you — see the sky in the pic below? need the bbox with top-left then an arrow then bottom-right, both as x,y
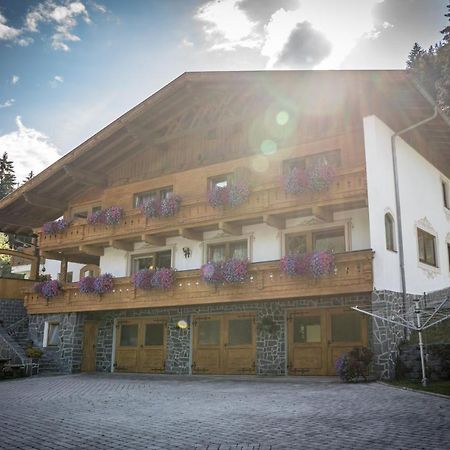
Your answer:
0,0 -> 447,183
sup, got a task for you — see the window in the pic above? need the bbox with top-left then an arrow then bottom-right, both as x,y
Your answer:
417,228 -> 437,267
209,174 -> 232,190
131,250 -> 172,274
443,181 -> 449,209
72,205 -> 101,219
385,213 -> 395,251
286,227 -> 346,255
207,240 -> 247,262
47,322 -> 60,347
447,243 -> 450,273
133,186 -> 173,208
283,149 -> 341,173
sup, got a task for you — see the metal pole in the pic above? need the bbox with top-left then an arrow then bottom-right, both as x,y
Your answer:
415,301 -> 427,387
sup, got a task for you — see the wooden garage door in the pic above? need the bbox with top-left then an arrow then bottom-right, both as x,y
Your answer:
115,317 -> 166,373
192,313 -> 256,374
288,308 -> 367,376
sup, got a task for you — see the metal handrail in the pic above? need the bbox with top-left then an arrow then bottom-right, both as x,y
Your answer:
5,316 -> 29,335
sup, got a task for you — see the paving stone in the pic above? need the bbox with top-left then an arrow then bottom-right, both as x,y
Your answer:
0,374 -> 449,449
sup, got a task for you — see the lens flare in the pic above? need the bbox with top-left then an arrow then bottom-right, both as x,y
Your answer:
276,110 -> 289,126
251,155 -> 270,173
260,139 -> 277,155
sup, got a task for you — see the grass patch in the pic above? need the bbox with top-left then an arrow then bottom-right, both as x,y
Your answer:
387,380 -> 450,396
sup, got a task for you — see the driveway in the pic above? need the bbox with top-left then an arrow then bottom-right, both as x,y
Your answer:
0,374 -> 448,449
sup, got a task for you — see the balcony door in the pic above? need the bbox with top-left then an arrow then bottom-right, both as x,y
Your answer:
115,317 -> 166,373
192,313 -> 256,374
288,308 -> 367,376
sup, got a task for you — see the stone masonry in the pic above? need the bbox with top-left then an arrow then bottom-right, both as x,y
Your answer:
0,298 -> 27,328
29,293 -> 372,376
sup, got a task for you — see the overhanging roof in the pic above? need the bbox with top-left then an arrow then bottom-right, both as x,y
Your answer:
0,70 -> 449,236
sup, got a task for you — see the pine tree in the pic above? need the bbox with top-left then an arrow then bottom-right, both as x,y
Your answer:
0,152 -> 17,199
23,171 -> 34,184
406,2 -> 450,113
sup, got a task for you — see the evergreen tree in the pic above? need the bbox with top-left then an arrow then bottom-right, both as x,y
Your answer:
406,2 -> 450,113
23,171 -> 34,184
0,152 -> 17,199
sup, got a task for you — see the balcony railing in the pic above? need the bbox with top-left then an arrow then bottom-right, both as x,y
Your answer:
0,278 -> 36,299
38,167 -> 367,250
23,250 -> 373,314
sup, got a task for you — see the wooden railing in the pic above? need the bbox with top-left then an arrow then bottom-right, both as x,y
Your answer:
0,278 -> 36,299
38,167 -> 367,250
23,250 -> 373,314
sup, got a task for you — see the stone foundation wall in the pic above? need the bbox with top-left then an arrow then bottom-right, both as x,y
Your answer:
372,286 -> 450,380
28,312 -> 85,373
0,299 -> 27,328
85,294 -> 370,376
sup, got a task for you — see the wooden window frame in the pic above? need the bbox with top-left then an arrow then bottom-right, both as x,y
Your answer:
447,243 -> 450,273
208,173 -> 233,190
45,322 -> 60,347
130,249 -> 172,274
207,239 -> 248,262
283,149 -> 341,174
384,213 -> 396,252
442,180 -> 449,210
133,186 -> 173,209
284,226 -> 347,255
71,203 -> 102,219
417,228 -> 437,268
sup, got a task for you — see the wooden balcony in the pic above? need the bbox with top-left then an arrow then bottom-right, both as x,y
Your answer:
23,250 -> 373,314
0,278 -> 36,299
38,167 -> 367,255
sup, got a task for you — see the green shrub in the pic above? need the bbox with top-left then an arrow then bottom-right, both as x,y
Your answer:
25,347 -> 44,359
335,347 -> 374,382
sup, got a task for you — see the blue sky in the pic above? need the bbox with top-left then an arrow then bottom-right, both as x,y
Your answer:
0,0 -> 447,182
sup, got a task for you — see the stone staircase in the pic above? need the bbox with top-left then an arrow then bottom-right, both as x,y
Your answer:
1,316 -> 61,375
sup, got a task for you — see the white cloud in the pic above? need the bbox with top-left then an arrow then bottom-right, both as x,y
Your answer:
49,75 -> 64,88
0,12 -> 26,44
196,0 -> 262,51
11,75 -> 19,85
195,0 -> 385,68
180,37 -> 194,48
26,1 -> 91,51
0,99 -> 15,109
0,116 -> 61,182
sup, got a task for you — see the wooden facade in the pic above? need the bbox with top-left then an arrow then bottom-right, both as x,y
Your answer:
23,250 -> 373,314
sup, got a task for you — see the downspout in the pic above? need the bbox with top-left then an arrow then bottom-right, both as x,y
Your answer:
391,105 -> 438,318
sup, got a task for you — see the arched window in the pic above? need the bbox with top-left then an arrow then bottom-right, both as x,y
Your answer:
385,213 -> 395,251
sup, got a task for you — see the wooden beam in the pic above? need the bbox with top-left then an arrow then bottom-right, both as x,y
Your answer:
79,245 -> 104,257
40,251 -> 63,261
141,234 -> 166,246
311,206 -> 333,222
263,214 -> 285,230
63,165 -> 107,187
218,221 -> 242,235
179,228 -> 203,241
109,240 -> 133,252
23,192 -> 66,211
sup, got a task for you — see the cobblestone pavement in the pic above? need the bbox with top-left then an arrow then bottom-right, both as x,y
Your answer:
0,374 -> 449,450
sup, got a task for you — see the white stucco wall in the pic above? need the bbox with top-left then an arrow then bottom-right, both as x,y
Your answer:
98,208 -> 371,277
13,259 -> 84,282
364,115 -> 450,294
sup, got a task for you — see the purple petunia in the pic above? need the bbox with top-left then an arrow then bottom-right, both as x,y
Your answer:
42,218 -> 71,235
34,280 -> 62,299
207,186 -> 230,208
222,259 -> 249,283
282,164 -> 336,195
228,182 -> 250,208
92,273 -> 114,295
200,261 -> 224,284
78,276 -> 96,294
280,251 -> 334,278
132,269 -> 155,290
151,268 -> 175,290
87,207 -> 123,226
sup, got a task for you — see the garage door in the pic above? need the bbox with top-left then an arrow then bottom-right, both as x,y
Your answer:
115,317 -> 167,373
192,313 -> 256,374
288,307 -> 367,375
